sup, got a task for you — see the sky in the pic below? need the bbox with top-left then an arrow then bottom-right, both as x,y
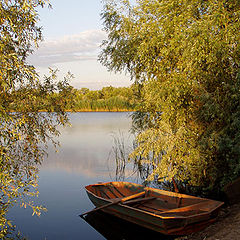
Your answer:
28,0 -> 132,90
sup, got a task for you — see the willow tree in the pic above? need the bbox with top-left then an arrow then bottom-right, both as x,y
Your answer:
0,0 -> 73,237
100,0 -> 240,195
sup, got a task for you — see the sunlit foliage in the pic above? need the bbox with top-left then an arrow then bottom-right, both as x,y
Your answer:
0,0 -> 73,237
100,0 -> 240,196
70,85 -> 137,111
12,85 -> 138,112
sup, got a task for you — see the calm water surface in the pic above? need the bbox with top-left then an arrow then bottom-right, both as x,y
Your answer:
8,112 -> 141,240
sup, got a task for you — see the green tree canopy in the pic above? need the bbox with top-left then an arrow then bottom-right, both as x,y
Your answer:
0,0 -> 73,237
100,0 -> 240,196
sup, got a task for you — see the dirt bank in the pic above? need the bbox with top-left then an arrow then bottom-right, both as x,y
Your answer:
177,203 -> 240,240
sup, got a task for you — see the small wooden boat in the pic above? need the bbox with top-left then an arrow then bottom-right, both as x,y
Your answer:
83,181 -> 224,235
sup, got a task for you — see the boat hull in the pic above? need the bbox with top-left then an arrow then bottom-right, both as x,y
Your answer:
85,182 -> 224,235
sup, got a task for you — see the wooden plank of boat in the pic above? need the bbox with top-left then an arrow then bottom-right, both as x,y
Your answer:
80,191 -> 146,217
83,181 -> 224,235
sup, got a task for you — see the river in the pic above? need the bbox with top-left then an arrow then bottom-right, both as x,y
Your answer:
7,112 -> 141,239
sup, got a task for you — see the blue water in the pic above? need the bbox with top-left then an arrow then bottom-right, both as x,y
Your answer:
8,112 -> 137,240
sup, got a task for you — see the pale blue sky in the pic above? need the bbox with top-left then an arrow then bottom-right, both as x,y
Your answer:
38,0 -> 103,38
29,0 -> 132,90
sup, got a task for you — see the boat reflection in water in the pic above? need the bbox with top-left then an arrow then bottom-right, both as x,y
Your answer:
81,211 -> 175,240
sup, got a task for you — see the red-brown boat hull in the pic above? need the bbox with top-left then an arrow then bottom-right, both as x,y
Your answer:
85,182 -> 224,235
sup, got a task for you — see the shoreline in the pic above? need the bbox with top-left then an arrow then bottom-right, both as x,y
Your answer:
39,109 -> 135,113
177,202 -> 240,240
65,110 -> 134,112
8,109 -> 135,113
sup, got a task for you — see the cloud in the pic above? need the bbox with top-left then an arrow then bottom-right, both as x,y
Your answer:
28,29 -> 106,67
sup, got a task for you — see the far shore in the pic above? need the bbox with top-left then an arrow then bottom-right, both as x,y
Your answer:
8,109 -> 135,113
38,109 -> 135,113
65,109 -> 134,112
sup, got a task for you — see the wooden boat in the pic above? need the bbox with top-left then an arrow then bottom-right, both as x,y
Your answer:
83,181 -> 224,235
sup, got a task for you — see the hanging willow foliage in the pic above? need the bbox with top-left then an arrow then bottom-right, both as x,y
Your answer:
100,0 -> 240,196
0,1 -> 73,237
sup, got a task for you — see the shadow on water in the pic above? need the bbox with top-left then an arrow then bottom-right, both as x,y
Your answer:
81,211 -> 177,240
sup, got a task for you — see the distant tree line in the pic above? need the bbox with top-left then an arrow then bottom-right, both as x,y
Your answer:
10,85 -> 138,112
69,85 -> 137,111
